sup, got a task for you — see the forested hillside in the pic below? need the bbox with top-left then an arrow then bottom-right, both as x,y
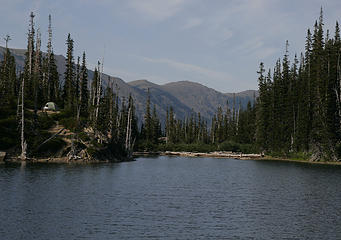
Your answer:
255,8 -> 341,161
0,13 -> 137,161
0,46 -> 256,125
1,9 -> 340,162
136,8 -> 341,162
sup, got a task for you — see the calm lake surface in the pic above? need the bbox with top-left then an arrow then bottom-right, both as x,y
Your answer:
1,156 -> 341,239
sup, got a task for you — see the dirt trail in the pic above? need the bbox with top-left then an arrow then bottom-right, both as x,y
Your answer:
46,120 -> 72,144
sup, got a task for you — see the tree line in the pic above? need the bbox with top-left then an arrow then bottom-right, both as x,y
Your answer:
2,9 -> 340,161
138,9 -> 341,161
0,12 -> 257,156
255,8 -> 341,161
0,12 -> 138,159
137,89 -> 256,153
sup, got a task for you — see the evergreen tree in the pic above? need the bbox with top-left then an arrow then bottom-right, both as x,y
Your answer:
151,104 -> 161,143
0,42 -> 17,105
144,89 -> 152,142
49,51 -> 60,103
63,33 -> 75,110
33,29 -> 43,113
255,62 -> 267,150
23,12 -> 36,108
252,9 -> 341,160
79,52 -> 89,117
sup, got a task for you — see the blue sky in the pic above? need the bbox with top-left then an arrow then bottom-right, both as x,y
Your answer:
1,0 -> 340,92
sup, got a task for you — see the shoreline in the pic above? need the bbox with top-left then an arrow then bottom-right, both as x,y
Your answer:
133,151 -> 262,159
133,151 -> 341,166
257,156 -> 341,166
1,155 -> 134,165
2,151 -> 341,166
1,156 -> 108,164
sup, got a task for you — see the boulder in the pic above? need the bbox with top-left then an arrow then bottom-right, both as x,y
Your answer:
0,152 -> 6,162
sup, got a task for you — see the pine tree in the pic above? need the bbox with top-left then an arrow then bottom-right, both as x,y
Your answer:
23,12 -> 35,108
289,54 -> 299,151
79,52 -> 89,117
49,51 -> 60,103
152,104 -> 161,143
33,29 -> 43,113
168,106 -> 175,143
255,62 -> 267,150
0,36 -> 16,105
144,89 -> 152,142
44,14 -> 55,102
252,9 -> 341,160
63,33 -> 75,111
75,56 -> 80,102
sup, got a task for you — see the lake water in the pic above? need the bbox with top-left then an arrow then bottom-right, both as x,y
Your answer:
1,156 -> 341,239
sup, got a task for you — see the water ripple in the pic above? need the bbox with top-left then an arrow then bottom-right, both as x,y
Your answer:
1,157 -> 341,239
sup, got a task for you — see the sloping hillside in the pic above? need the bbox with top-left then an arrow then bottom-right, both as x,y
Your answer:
0,46 -> 257,124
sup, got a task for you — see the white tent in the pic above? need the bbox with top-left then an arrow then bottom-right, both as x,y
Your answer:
43,102 -> 59,111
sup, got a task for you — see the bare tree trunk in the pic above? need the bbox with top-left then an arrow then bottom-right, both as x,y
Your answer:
236,102 -> 240,131
128,108 -> 132,149
107,78 -> 113,138
291,104 -> 296,152
95,59 -> 104,123
28,32 -> 32,76
337,53 -> 341,125
116,112 -> 121,141
125,107 -> 132,151
47,15 -> 52,100
20,76 -> 26,161
34,29 -> 41,114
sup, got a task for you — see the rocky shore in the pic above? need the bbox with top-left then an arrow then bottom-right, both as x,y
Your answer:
2,154 -> 133,164
133,151 -> 263,159
133,151 -> 341,166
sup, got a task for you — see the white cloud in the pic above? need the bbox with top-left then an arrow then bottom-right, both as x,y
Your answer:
234,37 -> 264,54
32,0 -> 42,12
255,47 -> 278,60
191,0 -> 278,47
182,17 -> 203,29
128,0 -> 189,21
88,60 -> 171,84
205,28 -> 234,47
141,56 -> 234,83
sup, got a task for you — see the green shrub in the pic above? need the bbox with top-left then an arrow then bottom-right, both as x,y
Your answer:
78,132 -> 90,142
268,151 -> 311,160
136,141 -> 158,152
217,141 -> 259,153
0,136 -> 18,150
54,109 -> 73,119
35,138 -> 67,157
155,143 -> 216,153
218,141 -> 241,152
38,114 -> 55,130
60,117 -> 77,131
0,116 -> 19,150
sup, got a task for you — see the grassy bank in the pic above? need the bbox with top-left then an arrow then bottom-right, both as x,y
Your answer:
258,155 -> 341,166
136,141 -> 259,154
134,148 -> 341,166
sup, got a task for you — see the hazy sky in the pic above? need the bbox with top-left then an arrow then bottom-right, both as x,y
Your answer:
1,0 -> 340,92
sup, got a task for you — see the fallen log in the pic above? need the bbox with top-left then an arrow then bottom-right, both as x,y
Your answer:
35,128 -> 65,150
0,152 -> 6,162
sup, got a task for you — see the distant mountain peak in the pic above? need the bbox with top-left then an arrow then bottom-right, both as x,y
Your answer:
164,80 -> 206,87
129,79 -> 160,88
1,45 -> 257,124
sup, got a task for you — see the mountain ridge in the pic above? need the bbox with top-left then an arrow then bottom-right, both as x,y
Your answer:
0,46 -> 258,124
